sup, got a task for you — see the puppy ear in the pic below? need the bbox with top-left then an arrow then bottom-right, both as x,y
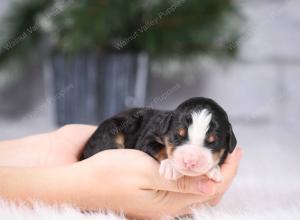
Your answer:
159,112 -> 174,135
227,123 -> 237,153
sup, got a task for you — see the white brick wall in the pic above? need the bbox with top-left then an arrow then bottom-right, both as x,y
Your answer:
0,0 -> 10,18
237,0 -> 300,61
148,0 -> 300,130
233,0 -> 300,128
0,0 -> 299,139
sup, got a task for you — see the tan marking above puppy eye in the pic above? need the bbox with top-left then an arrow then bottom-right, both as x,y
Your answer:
177,128 -> 187,137
207,133 -> 216,143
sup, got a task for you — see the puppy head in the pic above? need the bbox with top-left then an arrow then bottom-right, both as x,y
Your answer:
161,97 -> 237,176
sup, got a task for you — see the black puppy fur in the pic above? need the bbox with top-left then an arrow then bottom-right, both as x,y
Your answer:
80,97 -> 236,165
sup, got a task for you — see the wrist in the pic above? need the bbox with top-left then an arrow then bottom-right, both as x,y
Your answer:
0,166 -> 75,206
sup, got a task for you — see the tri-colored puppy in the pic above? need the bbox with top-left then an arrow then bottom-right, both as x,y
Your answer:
81,97 -> 237,182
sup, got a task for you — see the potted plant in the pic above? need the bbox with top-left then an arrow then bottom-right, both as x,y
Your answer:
0,0 -> 241,125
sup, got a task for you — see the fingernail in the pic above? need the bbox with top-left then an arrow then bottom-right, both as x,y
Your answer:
198,180 -> 214,195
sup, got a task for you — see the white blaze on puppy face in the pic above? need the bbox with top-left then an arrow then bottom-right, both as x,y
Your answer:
188,109 -> 212,146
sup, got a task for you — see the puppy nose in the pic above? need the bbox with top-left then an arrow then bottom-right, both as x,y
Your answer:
184,159 -> 198,169
183,154 -> 202,170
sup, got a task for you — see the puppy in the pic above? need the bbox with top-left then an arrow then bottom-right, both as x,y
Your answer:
81,97 -> 237,181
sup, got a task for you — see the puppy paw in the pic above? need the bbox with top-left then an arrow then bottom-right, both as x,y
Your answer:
207,166 -> 223,182
159,159 -> 183,180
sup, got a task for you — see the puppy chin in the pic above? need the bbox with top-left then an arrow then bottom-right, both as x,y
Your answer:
172,162 -> 213,177
175,168 -> 207,176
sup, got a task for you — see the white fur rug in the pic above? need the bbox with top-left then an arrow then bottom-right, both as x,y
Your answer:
1,125 -> 300,219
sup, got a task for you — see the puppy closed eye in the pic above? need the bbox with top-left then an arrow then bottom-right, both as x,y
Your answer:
177,128 -> 187,137
206,133 -> 216,143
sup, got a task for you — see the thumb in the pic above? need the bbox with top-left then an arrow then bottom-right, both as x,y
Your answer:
152,175 -> 216,196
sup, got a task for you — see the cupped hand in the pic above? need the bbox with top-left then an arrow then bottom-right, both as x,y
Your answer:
64,147 -> 242,218
0,124 -> 242,218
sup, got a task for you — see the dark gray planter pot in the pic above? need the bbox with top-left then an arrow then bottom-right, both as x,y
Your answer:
50,52 -> 149,125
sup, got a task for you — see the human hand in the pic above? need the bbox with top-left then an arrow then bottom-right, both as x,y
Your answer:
62,147 -> 242,218
197,147 -> 242,206
0,125 -> 242,218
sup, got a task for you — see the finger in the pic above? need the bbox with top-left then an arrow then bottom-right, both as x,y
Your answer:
208,194 -> 222,206
223,146 -> 243,166
220,147 -> 243,182
208,147 -> 243,206
150,174 -> 217,196
56,124 -> 97,145
164,191 -> 214,210
55,124 -> 97,153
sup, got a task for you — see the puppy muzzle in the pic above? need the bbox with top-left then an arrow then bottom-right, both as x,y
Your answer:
171,144 -> 214,176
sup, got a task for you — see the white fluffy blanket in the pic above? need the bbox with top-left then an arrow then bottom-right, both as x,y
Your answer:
1,125 -> 300,219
